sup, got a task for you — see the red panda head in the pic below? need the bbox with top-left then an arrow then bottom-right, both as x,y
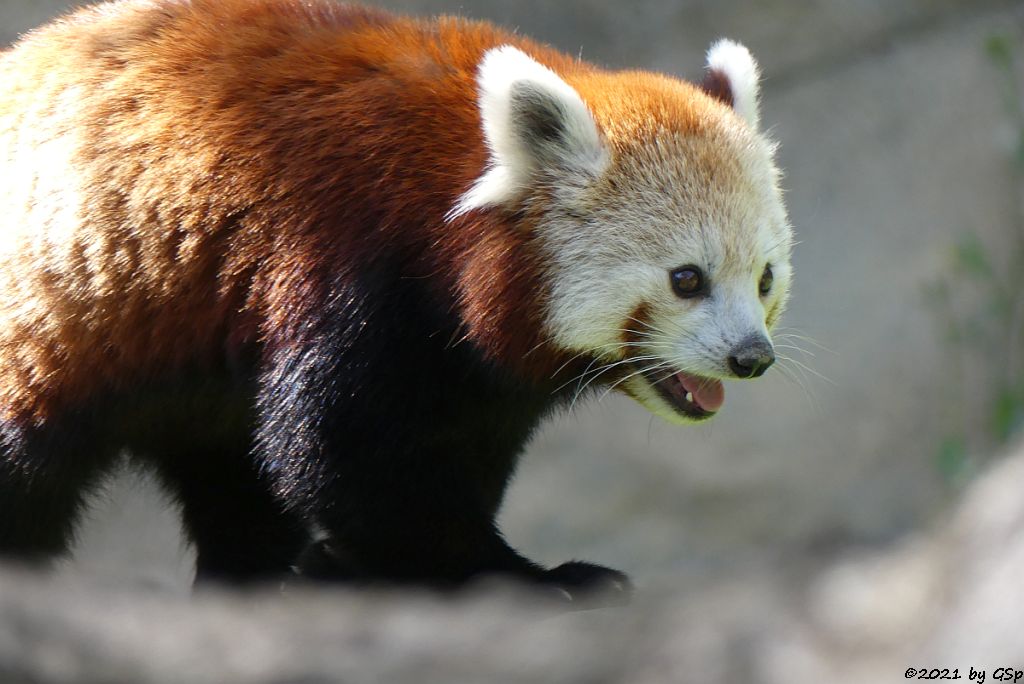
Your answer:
453,41 -> 793,425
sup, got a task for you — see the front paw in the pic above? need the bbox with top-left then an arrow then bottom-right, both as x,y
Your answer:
542,561 -> 633,608
290,539 -> 358,582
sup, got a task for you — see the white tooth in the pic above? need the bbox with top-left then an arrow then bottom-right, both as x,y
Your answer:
684,391 -> 693,404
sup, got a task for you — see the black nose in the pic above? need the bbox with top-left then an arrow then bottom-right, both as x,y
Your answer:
727,336 -> 775,379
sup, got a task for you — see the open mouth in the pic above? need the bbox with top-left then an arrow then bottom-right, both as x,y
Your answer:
640,366 -> 724,420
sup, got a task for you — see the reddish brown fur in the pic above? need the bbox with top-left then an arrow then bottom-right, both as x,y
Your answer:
0,0 -> 722,424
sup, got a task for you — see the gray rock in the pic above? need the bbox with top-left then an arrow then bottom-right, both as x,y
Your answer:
3,439 -> 1024,683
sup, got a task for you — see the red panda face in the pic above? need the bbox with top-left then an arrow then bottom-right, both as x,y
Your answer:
539,129 -> 791,424
455,43 -> 792,424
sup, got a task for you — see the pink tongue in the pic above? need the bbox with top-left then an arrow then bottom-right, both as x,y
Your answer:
677,373 -> 725,412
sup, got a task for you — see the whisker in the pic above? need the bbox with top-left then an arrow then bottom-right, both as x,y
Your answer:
548,340 -> 655,382
773,342 -> 816,358
773,329 -> 836,355
555,353 -> 662,396
566,354 -> 666,407
593,360 -> 673,405
773,362 -> 822,411
622,315 -> 673,339
776,354 -> 835,386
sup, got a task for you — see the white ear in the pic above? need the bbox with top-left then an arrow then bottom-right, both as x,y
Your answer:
450,45 -> 608,219
703,39 -> 761,130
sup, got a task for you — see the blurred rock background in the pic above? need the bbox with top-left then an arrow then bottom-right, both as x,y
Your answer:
6,438 -> 1024,683
3,0 -> 1024,679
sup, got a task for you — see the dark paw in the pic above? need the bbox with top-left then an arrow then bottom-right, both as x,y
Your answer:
290,539 -> 358,583
541,561 -> 633,608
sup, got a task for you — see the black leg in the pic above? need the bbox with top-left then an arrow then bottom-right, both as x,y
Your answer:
153,446 -> 310,585
296,475 -> 547,586
269,438 -> 633,605
256,271 -> 633,606
292,481 -> 633,607
0,419 -> 112,563
296,495 -> 633,606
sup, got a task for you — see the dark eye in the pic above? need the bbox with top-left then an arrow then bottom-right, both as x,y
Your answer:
670,265 -> 705,299
759,264 -> 774,296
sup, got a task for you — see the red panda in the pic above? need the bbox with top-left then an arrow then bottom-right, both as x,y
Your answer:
0,0 -> 792,603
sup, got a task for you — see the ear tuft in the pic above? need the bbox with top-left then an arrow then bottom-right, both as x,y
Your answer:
701,39 -> 761,130
449,45 -> 608,220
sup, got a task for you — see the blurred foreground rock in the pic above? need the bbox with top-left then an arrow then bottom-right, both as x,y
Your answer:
3,440 -> 1024,684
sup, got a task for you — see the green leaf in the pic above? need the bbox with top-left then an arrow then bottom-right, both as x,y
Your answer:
937,436 -> 968,484
952,234 -> 992,278
992,388 -> 1024,441
986,34 -> 1013,70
